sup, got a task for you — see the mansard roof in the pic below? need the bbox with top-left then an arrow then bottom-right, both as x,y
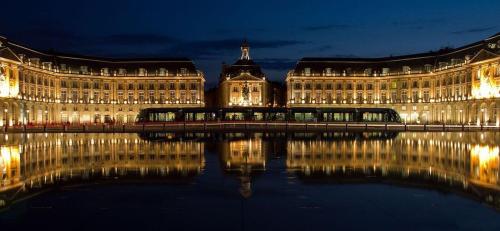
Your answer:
221,59 -> 265,79
0,36 -> 199,76
293,33 -> 500,76
220,41 -> 265,81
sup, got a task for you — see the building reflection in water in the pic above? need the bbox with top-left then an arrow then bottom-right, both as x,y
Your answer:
0,133 -> 204,206
287,132 -> 500,206
0,132 -> 499,208
217,133 -> 267,198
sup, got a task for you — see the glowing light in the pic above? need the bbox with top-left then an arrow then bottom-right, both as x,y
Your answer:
471,145 -> 499,168
472,67 -> 499,99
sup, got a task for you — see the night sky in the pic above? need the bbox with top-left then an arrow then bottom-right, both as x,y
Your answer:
1,0 -> 500,88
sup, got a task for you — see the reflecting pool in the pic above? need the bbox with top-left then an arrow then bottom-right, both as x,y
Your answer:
0,132 -> 499,230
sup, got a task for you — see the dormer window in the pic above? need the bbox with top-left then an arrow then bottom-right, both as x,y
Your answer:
180,68 -> 187,75
382,68 -> 390,76
304,68 -> 311,76
42,62 -> 52,70
438,62 -> 447,69
138,68 -> 147,76
29,58 -> 40,67
451,59 -> 462,66
325,68 -> 332,76
424,64 -> 433,73
402,66 -> 411,74
80,66 -> 88,74
118,68 -> 127,76
158,68 -> 167,76
60,64 -> 67,71
363,68 -> 372,76
101,68 -> 109,76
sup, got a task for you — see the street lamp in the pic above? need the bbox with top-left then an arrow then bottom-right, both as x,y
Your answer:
459,109 -> 463,124
441,110 -> 445,124
480,108 -> 485,125
45,110 -> 48,125
3,108 -> 7,127
26,109 -> 30,125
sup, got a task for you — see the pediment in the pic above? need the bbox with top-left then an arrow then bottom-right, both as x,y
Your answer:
228,73 -> 264,81
0,47 -> 22,63
469,49 -> 500,63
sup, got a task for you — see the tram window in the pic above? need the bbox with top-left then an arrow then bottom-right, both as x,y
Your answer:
362,112 -> 384,122
225,112 -> 245,120
195,113 -> 205,121
253,112 -> 264,120
206,113 -> 217,121
333,113 -> 344,122
294,113 -> 315,122
323,113 -> 331,122
151,112 -> 175,122
185,113 -> 204,121
267,112 -> 286,121
275,113 -> 286,121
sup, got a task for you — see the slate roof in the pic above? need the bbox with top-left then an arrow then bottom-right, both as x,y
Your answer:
0,36 -> 199,76
292,33 -> 500,76
220,41 -> 265,81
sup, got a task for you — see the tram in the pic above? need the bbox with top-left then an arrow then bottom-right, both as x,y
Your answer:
136,107 -> 401,123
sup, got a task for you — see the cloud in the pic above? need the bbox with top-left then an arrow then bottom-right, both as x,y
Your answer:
6,29 -> 307,62
98,33 -> 177,46
254,58 -> 297,71
326,54 -> 359,58
392,18 -> 446,30
8,27 -> 82,49
303,24 -> 353,31
451,26 -> 496,35
165,38 -> 307,59
306,45 -> 334,53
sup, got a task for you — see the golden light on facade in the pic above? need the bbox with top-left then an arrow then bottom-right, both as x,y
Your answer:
0,145 -> 21,181
472,67 -> 500,99
471,145 -> 499,168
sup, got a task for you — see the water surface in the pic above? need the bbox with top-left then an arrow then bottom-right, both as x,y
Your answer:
0,132 -> 499,230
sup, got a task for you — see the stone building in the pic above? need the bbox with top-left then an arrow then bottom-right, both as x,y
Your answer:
217,41 -> 270,107
286,33 -> 500,124
0,36 -> 205,125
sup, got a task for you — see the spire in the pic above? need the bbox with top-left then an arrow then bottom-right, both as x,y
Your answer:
241,39 -> 250,60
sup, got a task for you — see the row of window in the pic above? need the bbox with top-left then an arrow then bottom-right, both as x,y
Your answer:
59,90 -> 199,104
292,77 -> 472,91
299,62 -> 500,77
291,88 -> 470,104
19,79 -> 202,97
232,86 -> 260,92
24,60 -> 192,76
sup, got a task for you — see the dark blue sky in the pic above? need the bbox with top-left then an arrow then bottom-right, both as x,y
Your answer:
1,0 -> 500,87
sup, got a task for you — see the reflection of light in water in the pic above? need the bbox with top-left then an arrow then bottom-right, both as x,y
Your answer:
0,145 -> 20,177
470,144 -> 499,185
471,145 -> 499,167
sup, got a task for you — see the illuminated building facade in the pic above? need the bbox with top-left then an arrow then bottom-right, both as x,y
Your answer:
286,33 -> 500,124
286,132 -> 500,190
0,133 -> 204,193
0,36 -> 205,125
1,33 -> 500,125
218,41 -> 270,107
